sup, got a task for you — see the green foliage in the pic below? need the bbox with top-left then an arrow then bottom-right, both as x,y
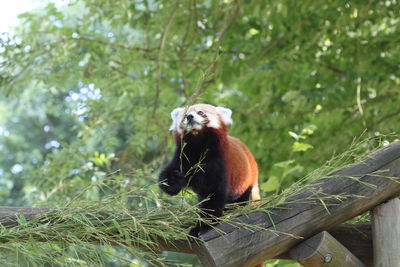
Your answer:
0,0 -> 399,265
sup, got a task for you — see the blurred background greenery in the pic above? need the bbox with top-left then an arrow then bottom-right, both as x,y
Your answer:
0,0 -> 399,266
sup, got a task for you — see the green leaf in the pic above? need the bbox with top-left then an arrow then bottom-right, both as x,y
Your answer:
260,176 -> 280,192
301,125 -> 317,135
292,142 -> 313,152
16,215 -> 27,226
274,160 -> 295,168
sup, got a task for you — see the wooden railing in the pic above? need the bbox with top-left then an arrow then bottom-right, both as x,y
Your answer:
1,141 -> 399,266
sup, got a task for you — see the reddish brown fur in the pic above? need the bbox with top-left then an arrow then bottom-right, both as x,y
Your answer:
213,124 -> 260,201
224,136 -> 259,199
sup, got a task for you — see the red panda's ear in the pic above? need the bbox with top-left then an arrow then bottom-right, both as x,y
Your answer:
169,107 -> 184,131
171,107 -> 184,120
216,106 -> 233,126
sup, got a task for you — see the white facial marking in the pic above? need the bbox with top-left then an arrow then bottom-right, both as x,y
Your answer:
169,104 -> 233,134
183,110 -> 207,132
204,111 -> 220,129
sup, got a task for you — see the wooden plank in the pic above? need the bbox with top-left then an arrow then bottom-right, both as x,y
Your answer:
0,206 -> 53,226
290,231 -> 366,267
328,224 -> 372,266
278,224 -> 373,266
371,198 -> 400,267
197,141 -> 400,267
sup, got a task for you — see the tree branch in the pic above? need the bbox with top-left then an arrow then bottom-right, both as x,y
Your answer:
153,0 -> 180,116
62,35 -> 159,52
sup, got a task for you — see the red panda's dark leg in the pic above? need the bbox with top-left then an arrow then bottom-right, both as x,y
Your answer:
231,186 -> 252,204
189,191 -> 227,237
186,146 -> 230,237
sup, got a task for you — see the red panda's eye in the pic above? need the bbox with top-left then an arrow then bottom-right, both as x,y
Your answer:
197,111 -> 204,116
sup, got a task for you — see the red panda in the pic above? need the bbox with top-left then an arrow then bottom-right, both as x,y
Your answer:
158,103 -> 260,237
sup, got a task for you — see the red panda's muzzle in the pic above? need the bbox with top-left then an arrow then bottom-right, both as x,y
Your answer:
186,114 -> 194,123
181,113 -> 210,134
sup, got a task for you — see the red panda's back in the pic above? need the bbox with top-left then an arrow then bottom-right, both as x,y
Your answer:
224,136 -> 260,200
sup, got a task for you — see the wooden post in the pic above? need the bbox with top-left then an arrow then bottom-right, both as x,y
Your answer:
327,224 -> 373,266
290,231 -> 366,267
371,198 -> 400,267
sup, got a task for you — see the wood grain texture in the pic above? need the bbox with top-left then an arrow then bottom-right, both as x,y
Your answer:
328,224 -> 372,266
0,206 -> 53,226
290,231 -> 366,267
196,141 -> 400,267
371,198 -> 400,267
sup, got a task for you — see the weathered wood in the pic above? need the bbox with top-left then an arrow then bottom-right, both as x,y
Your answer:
328,224 -> 372,266
278,224 -> 373,266
197,141 -> 400,267
371,198 -> 400,267
290,231 -> 366,267
0,205 -> 373,263
0,206 -> 53,226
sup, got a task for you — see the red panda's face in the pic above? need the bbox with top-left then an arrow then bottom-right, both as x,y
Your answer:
169,104 -> 232,135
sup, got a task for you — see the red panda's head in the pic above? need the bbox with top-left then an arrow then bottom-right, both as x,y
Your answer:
169,104 -> 232,135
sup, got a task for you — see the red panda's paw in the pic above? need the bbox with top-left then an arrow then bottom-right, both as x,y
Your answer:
158,170 -> 186,196
188,227 -> 201,238
189,224 -> 211,238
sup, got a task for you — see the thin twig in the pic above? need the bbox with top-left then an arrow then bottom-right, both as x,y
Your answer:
62,35 -> 159,52
372,108 -> 400,128
110,66 -> 137,80
185,0 -> 241,105
356,77 -> 367,128
153,0 -> 180,116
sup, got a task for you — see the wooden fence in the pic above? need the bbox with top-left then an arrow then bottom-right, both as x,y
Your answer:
1,141 -> 400,266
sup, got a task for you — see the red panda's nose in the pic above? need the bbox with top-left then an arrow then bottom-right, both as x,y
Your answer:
186,114 -> 194,122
